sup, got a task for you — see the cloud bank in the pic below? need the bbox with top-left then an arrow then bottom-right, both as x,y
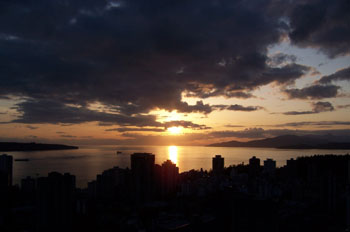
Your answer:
0,0 -> 348,129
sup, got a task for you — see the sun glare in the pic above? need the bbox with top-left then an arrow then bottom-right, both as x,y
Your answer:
167,126 -> 182,134
168,145 -> 178,164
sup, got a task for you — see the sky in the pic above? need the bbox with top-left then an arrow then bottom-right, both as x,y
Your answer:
0,0 -> 349,146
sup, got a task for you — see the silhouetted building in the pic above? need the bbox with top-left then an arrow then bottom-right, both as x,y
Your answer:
161,160 -> 179,197
347,185 -> 350,230
263,158 -> 276,174
36,172 -> 76,232
3,150 -> 350,231
0,154 -> 12,187
131,153 -> 155,202
212,155 -> 224,175
21,176 -> 36,193
0,154 -> 12,230
249,156 -> 260,176
87,180 -> 97,199
284,158 -> 297,179
95,166 -> 128,199
286,158 -> 296,167
21,176 -> 36,203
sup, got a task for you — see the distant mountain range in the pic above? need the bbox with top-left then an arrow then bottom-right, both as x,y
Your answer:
0,142 -> 78,152
207,135 -> 350,149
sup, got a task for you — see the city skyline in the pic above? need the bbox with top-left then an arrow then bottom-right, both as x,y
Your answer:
2,152 -> 350,231
0,0 -> 349,146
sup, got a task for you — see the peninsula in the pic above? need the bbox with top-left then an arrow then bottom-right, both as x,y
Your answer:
0,142 -> 78,152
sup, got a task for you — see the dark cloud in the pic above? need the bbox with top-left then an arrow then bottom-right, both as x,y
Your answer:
227,104 -> 264,112
213,104 -> 264,112
224,91 -> 255,99
283,101 -> 334,115
283,110 -> 314,115
26,125 -> 38,130
225,124 -> 245,128
288,0 -> 350,57
10,99 -> 162,127
60,135 -> 77,138
7,98 -> 212,131
267,53 -> 297,67
185,63 -> 311,99
0,0 -> 348,129
106,128 -> 165,133
312,101 -> 334,112
267,121 -> 350,128
284,85 -> 340,99
319,66 -> 350,84
163,120 -> 211,130
0,0 -> 316,126
175,101 -> 213,114
337,104 -> 350,109
185,89 -> 255,99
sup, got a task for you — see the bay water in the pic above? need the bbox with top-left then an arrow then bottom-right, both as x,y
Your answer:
5,145 -> 349,187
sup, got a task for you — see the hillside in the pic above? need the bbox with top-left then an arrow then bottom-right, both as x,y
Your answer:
208,135 -> 350,149
0,142 -> 79,152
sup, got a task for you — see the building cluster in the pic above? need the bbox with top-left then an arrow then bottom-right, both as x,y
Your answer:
0,153 -> 350,232
0,154 -> 12,188
87,153 -> 179,203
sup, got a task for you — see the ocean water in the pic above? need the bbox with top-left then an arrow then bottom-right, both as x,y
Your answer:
4,145 -> 350,188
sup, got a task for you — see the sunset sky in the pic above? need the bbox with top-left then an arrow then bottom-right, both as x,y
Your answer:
0,0 -> 349,145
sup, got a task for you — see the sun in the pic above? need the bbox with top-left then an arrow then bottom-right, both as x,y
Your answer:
167,126 -> 182,134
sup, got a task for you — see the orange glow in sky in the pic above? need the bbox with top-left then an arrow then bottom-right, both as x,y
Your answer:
167,126 -> 182,134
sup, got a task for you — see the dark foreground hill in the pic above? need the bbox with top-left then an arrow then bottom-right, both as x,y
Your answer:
208,135 -> 350,149
0,142 -> 78,151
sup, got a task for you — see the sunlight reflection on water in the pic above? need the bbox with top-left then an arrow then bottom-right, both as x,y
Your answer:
168,145 -> 178,164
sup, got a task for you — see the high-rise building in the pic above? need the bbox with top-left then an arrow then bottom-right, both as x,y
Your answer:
285,158 -> 297,178
131,153 -> 155,202
161,160 -> 179,197
0,154 -> 13,187
21,176 -> 36,203
21,176 -> 36,193
263,158 -> 276,174
95,166 -> 128,199
212,155 -> 224,175
36,172 -> 76,231
249,156 -> 260,167
0,154 -> 13,228
249,156 -> 261,176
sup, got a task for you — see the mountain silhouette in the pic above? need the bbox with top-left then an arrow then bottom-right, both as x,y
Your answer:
208,135 -> 350,149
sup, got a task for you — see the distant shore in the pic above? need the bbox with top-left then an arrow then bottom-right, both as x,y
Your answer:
207,135 -> 350,150
0,142 -> 78,152
208,144 -> 350,150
